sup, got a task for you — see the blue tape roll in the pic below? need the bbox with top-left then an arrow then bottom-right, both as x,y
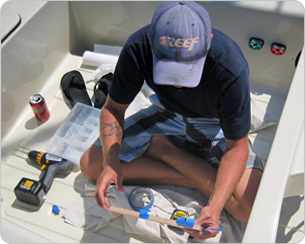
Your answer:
129,187 -> 154,212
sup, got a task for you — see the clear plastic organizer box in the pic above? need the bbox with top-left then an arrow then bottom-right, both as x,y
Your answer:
46,103 -> 100,164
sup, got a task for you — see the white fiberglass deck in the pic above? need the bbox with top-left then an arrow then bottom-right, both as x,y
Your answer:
1,52 -> 303,243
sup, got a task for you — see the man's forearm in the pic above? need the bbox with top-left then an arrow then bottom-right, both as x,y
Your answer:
207,137 -> 249,213
94,103 -> 127,211
99,107 -> 124,166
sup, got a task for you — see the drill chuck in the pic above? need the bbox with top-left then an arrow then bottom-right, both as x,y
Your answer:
28,150 -> 43,165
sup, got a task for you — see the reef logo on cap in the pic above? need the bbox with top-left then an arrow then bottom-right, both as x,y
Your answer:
158,36 -> 200,52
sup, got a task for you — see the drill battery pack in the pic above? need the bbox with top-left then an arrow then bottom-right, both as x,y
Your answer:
14,178 -> 46,206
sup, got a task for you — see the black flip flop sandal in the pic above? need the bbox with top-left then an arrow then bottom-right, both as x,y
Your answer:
61,70 -> 92,108
93,72 -> 113,109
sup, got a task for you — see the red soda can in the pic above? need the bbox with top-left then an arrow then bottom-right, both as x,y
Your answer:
29,94 -> 50,122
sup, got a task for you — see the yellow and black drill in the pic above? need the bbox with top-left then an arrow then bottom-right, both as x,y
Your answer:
14,149 -> 73,206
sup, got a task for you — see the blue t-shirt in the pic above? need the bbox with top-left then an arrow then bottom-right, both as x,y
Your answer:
109,25 -> 251,140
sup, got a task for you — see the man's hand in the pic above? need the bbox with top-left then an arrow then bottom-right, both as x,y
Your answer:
184,206 -> 221,240
94,163 -> 125,211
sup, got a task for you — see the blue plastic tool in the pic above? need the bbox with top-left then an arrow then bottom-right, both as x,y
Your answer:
201,225 -> 225,232
52,205 -> 60,215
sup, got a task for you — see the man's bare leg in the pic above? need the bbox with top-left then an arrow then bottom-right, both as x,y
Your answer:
80,136 -> 262,221
144,135 -> 262,222
80,145 -> 195,187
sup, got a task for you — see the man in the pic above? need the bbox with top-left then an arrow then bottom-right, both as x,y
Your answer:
80,1 -> 263,240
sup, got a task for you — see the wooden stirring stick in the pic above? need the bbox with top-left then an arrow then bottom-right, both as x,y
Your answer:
109,206 -> 202,231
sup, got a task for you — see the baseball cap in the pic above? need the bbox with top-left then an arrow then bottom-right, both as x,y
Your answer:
149,1 -> 211,88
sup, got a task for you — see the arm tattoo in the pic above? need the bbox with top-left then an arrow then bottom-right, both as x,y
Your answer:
100,121 -> 123,143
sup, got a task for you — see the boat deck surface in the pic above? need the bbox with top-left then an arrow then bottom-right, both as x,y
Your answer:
1,53 -> 304,243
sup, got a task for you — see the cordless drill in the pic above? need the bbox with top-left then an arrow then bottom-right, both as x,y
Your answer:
14,149 -> 73,206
